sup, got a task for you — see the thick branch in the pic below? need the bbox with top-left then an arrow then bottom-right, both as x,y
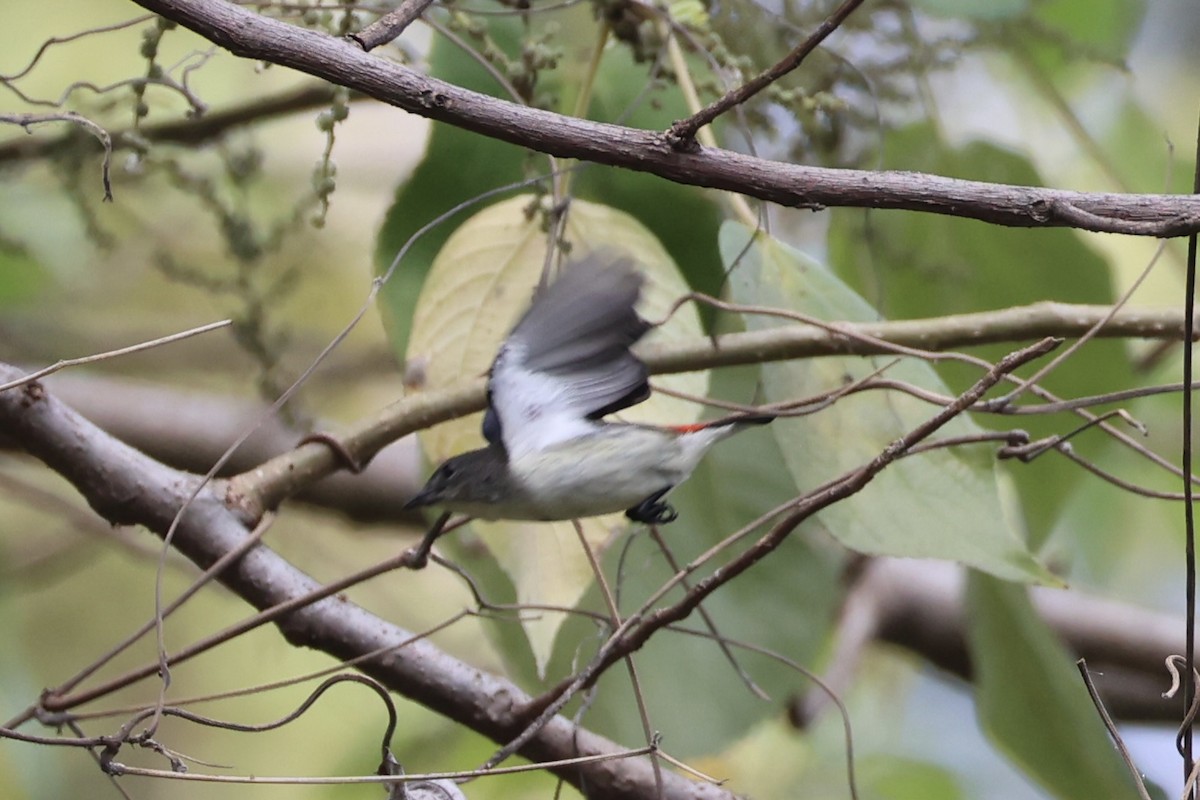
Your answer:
867,560 -> 1180,722
645,302 -> 1191,373
0,363 -> 728,800
5,372 -> 423,524
127,0 -> 1200,237
794,559 -> 1180,726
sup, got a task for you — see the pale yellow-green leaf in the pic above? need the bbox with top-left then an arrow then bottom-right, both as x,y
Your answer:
669,0 -> 711,30
407,195 -> 707,673
721,222 -> 1052,584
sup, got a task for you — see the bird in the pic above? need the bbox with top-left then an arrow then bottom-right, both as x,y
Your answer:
403,251 -> 772,561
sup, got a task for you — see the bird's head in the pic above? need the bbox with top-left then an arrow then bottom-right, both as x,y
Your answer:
404,447 -> 510,510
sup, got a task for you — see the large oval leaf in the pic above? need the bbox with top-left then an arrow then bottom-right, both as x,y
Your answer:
722,221 -> 1051,583
827,126 -> 1129,551
405,196 -> 707,673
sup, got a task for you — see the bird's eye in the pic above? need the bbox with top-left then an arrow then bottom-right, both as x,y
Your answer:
440,464 -> 456,479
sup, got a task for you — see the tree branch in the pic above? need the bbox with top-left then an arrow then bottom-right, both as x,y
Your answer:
666,0 -> 866,147
348,0 -> 434,52
0,82 -> 349,164
0,363 -> 729,800
0,111 -> 114,199
126,0 -> 1200,237
832,559 -> 1181,723
4,372 -> 423,524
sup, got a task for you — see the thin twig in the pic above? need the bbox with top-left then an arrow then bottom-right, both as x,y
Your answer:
997,239 -> 1169,405
0,16 -> 152,79
0,319 -> 232,393
36,514 -> 275,705
665,0 -> 866,148
0,84 -> 355,164
563,520 -> 665,797
38,548 -> 419,715
598,339 -> 1061,669
1056,446 -> 1193,501
645,527 -> 770,700
104,745 -> 657,784
1181,101 -> 1200,789
0,111 -> 114,200
668,626 -> 860,800
56,611 -> 473,724
1076,659 -> 1154,800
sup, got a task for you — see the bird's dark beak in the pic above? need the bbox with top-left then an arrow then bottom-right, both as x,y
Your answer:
403,485 -> 438,511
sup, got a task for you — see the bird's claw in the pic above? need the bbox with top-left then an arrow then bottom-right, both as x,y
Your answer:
626,492 -> 678,525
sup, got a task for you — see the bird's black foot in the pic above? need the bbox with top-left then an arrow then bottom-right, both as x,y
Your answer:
626,488 -> 678,525
299,431 -> 365,474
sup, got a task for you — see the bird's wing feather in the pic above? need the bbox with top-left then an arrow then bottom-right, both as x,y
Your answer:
485,253 -> 651,458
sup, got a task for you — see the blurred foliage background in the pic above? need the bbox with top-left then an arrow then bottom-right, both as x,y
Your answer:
1,0 -> 1199,798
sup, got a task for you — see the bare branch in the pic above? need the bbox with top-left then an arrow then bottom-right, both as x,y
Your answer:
858,560 -> 1182,723
348,0 -> 434,51
1077,659 -> 1156,800
126,0 -> 1200,237
0,111 -> 114,199
0,15 -> 154,82
666,0 -> 866,148
0,83 -> 350,165
0,320 -> 231,393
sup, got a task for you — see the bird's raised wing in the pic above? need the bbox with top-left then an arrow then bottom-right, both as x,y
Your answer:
483,253 -> 651,458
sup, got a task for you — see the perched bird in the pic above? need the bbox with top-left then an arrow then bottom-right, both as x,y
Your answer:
404,252 -> 772,558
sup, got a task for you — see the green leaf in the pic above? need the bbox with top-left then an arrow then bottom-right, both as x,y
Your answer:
911,0 -> 1028,21
0,241 -> 46,307
1099,94 -> 1198,196
966,572 -> 1140,799
1029,0 -> 1146,65
722,221 -> 1052,583
859,754 -> 965,800
828,125 -> 1129,549
404,196 -> 707,675
686,714 -> 964,799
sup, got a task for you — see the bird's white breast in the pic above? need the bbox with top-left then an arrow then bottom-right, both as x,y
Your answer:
505,425 -> 700,519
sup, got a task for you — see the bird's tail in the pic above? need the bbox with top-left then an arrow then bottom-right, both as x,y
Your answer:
667,414 -> 775,467
669,414 -> 775,434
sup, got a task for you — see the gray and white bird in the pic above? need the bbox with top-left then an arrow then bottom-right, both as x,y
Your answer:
405,252 -> 772,532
